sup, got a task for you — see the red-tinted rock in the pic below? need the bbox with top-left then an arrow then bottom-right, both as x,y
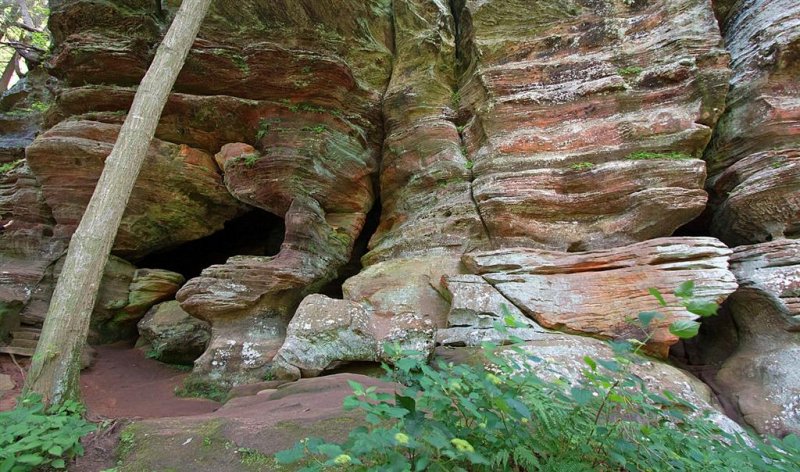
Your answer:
25,120 -> 245,259
463,237 -> 739,357
705,0 -> 800,245
456,0 -> 729,251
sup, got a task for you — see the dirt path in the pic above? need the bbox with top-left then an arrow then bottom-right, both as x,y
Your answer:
1,342 -> 219,419
80,342 -> 219,420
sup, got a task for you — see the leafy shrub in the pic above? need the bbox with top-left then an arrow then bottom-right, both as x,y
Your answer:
276,284 -> 800,471
0,395 -> 95,471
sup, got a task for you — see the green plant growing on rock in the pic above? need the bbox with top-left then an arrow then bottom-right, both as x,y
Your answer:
0,159 -> 23,174
0,394 -> 96,470
570,161 -> 594,171
276,285 -> 800,471
617,66 -> 643,77
240,154 -> 260,168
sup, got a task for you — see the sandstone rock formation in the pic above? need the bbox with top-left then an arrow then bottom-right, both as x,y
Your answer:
5,0 -> 800,444
705,0 -> 800,245
455,0 -> 730,252
463,237 -> 738,357
712,240 -> 800,437
137,301 -> 210,365
25,120 -> 245,259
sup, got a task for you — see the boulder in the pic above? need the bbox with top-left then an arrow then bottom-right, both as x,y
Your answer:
273,256 -> 463,378
463,237 -> 739,357
436,274 -> 548,347
177,199 -> 364,384
712,240 -> 800,437
273,295 -> 378,379
137,301 -> 210,365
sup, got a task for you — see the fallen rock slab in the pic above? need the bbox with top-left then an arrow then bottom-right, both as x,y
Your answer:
463,237 -> 739,357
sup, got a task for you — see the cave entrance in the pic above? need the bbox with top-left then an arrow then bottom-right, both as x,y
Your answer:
135,208 -> 285,280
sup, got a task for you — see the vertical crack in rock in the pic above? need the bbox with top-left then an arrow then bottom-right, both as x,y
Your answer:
449,0 -> 494,248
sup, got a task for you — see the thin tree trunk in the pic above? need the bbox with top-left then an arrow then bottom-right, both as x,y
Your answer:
23,0 -> 212,406
0,51 -> 17,92
16,0 -> 32,28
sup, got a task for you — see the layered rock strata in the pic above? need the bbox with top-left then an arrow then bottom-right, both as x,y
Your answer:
454,0 -> 730,251
705,0 -> 800,245
712,240 -> 800,437
25,120 -> 245,259
463,237 -> 739,358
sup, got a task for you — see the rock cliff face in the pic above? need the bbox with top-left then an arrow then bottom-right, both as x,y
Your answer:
1,0 -> 799,436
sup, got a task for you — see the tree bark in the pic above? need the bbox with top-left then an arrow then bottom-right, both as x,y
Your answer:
23,0 -> 213,406
0,51 -> 17,92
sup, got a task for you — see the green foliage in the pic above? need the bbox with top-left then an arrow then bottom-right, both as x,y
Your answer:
569,161 -> 594,171
451,91 -> 461,109
276,286 -> 800,472
240,154 -> 260,168
175,377 -> 228,403
626,151 -> 694,161
617,66 -> 643,77
465,160 -> 474,170
0,160 -> 23,174
302,125 -> 327,134
0,394 -> 95,471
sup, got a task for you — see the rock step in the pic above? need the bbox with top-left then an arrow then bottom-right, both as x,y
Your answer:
10,329 -> 40,341
0,345 -> 35,357
8,338 -> 38,349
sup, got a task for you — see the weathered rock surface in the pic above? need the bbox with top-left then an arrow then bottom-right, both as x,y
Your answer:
177,199 -> 364,384
25,120 -> 245,259
364,0 -> 488,265
456,0 -> 730,251
705,0 -> 800,245
436,274 -> 548,347
273,295 -> 378,379
711,240 -> 800,437
463,237 -> 739,357
273,257 -> 459,378
124,269 -> 185,315
137,301 -> 210,365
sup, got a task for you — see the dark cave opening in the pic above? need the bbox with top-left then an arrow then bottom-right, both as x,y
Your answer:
135,209 -> 286,280
672,207 -> 713,238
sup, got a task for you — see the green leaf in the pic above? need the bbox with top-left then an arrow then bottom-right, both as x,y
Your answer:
583,356 -> 597,371
637,311 -> 664,328
669,320 -> 701,339
51,458 -> 66,469
395,394 -> 416,414
317,444 -> 343,458
347,380 -> 364,396
570,387 -> 593,406
674,280 -> 695,299
685,300 -> 718,317
275,445 -> 305,464
16,454 -> 45,465
48,445 -> 63,456
648,287 -> 667,307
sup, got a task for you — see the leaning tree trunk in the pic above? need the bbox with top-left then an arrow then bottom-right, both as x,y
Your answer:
23,0 -> 213,406
0,52 -> 18,92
